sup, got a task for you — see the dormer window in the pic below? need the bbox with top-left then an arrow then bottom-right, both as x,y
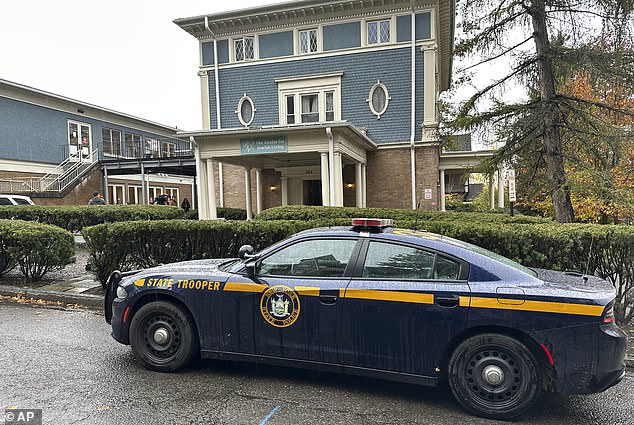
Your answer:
234,36 -> 255,61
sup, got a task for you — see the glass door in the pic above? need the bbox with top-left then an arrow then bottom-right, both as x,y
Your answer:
68,121 -> 92,162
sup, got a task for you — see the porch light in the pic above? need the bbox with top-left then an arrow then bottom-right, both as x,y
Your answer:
269,185 -> 279,192
345,183 -> 355,189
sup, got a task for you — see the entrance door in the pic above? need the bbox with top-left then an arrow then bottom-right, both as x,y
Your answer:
68,121 -> 92,162
303,180 -> 323,206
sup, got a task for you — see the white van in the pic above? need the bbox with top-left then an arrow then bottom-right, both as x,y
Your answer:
0,194 -> 35,206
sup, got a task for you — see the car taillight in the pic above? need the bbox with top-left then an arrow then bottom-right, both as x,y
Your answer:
602,303 -> 615,324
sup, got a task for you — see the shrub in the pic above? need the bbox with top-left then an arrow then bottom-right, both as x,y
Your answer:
0,205 -> 184,233
184,208 -> 247,221
255,205 -> 551,225
82,219 -> 309,288
0,220 -> 75,281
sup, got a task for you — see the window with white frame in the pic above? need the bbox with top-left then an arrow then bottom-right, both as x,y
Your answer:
145,139 -> 160,158
367,81 -> 391,119
234,36 -> 255,61
300,94 -> 319,123
299,29 -> 318,54
102,128 -> 121,157
236,95 -> 255,126
277,73 -> 342,125
367,19 -> 391,45
124,132 -> 142,158
285,95 -> 296,124
161,141 -> 176,158
325,91 -> 335,122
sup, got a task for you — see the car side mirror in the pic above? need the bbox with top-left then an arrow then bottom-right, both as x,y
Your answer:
238,245 -> 255,260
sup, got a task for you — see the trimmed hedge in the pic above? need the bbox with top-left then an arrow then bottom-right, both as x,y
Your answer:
184,207 -> 248,221
82,220 -> 310,288
0,205 -> 184,233
0,220 -> 75,281
83,208 -> 634,324
255,205 -> 551,225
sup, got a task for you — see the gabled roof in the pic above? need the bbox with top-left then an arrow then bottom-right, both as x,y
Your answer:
174,0 -> 455,91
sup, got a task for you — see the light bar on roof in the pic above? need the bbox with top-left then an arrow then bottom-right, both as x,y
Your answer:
351,218 -> 393,227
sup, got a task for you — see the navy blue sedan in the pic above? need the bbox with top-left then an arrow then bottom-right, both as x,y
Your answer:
105,219 -> 626,420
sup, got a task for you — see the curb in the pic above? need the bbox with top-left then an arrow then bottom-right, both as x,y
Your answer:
0,285 -> 103,309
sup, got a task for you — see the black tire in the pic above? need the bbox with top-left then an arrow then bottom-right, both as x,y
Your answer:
129,301 -> 199,372
448,333 -> 541,420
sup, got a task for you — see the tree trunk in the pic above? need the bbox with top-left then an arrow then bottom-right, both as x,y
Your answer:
530,0 -> 575,223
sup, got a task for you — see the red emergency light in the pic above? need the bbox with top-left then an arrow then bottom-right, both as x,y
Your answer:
351,218 -> 393,228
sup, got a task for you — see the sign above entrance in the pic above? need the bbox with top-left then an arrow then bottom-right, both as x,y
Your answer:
240,136 -> 288,155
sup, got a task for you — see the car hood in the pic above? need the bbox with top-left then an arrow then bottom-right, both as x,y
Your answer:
130,258 -> 238,277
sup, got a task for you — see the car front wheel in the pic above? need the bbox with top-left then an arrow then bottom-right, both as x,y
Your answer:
448,333 -> 541,420
129,301 -> 198,372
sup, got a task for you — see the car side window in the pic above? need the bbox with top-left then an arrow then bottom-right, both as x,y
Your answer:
362,241 -> 461,281
258,239 -> 358,278
0,197 -> 12,205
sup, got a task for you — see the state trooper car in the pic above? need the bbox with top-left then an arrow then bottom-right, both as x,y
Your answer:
105,219 -> 626,419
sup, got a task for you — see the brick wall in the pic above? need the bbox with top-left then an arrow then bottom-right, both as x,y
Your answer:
366,146 -> 439,210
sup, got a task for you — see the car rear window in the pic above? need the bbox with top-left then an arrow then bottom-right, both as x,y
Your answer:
14,198 -> 32,205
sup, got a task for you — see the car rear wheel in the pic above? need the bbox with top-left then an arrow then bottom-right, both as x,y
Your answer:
448,333 -> 541,420
129,301 -> 198,372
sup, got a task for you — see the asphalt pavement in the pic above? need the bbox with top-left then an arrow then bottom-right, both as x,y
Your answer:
0,302 -> 633,425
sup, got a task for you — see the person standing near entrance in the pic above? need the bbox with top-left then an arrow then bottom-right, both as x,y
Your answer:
181,198 -> 191,213
88,191 -> 106,205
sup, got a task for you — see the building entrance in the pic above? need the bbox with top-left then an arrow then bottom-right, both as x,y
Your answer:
303,180 -> 323,206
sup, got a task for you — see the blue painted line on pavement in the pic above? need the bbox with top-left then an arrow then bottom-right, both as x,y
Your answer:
258,405 -> 281,425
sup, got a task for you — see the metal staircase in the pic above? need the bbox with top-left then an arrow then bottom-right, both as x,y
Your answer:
0,149 -> 99,195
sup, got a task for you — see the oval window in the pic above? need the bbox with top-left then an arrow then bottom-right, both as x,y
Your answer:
236,95 -> 255,126
367,82 -> 391,119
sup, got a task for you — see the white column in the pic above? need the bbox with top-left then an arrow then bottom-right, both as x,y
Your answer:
206,159 -> 217,220
245,168 -> 253,220
196,160 -> 206,218
281,176 -> 288,206
255,169 -> 263,216
361,163 -> 367,208
218,162 -> 224,207
440,169 -> 446,212
333,152 -> 344,207
489,173 -> 495,210
497,168 -> 505,209
320,152 -> 330,206
355,162 -> 363,208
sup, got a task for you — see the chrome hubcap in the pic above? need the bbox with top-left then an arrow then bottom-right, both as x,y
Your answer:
482,365 -> 504,386
153,328 -> 170,345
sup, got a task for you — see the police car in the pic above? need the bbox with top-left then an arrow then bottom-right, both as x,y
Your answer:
104,219 -> 626,420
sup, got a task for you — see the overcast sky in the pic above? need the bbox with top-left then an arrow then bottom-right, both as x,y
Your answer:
0,0 -> 275,131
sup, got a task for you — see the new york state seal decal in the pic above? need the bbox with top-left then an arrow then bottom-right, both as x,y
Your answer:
260,285 -> 300,328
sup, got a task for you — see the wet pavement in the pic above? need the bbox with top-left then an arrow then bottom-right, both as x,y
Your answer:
0,302 -> 632,425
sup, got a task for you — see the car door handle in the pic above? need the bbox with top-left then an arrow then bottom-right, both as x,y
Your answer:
435,295 -> 460,308
319,295 -> 338,305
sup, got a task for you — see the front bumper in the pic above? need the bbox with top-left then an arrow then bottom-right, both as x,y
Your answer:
111,298 -> 130,345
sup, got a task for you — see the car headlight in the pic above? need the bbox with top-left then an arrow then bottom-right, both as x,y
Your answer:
116,285 -> 128,300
